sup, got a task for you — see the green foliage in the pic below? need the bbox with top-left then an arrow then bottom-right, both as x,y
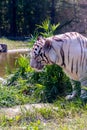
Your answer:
39,65 -> 71,102
0,85 -> 17,107
21,58 -> 71,102
0,0 -> 50,36
6,57 -> 71,103
27,120 -> 42,130
0,84 -> 32,107
7,55 -> 33,86
36,19 -> 60,37
38,107 -> 53,119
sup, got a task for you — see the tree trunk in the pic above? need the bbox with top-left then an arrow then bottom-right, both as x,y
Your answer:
51,0 -> 55,24
9,0 -> 17,36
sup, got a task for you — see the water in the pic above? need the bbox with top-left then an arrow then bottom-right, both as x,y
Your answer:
0,49 -> 30,77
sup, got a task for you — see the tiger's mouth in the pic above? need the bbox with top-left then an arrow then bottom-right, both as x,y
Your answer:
36,64 -> 44,70
30,58 -> 45,71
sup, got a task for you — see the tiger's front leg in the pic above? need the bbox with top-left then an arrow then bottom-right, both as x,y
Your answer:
80,89 -> 87,101
80,77 -> 87,102
65,79 -> 80,100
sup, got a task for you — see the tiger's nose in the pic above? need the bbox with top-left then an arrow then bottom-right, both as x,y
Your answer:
30,59 -> 35,68
30,62 -> 34,68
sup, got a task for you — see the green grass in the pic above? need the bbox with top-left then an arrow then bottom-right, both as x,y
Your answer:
0,100 -> 87,130
0,78 -> 87,129
0,37 -> 28,50
0,84 -> 36,107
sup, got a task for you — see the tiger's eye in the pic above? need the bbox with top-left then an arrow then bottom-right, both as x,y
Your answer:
35,48 -> 37,51
37,45 -> 39,47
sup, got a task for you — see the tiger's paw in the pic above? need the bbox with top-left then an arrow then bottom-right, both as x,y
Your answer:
65,90 -> 77,100
65,94 -> 75,100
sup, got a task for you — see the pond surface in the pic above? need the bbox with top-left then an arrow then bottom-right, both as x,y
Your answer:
0,49 -> 30,77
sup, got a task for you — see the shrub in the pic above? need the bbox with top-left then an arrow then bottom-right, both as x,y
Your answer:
38,65 -> 72,102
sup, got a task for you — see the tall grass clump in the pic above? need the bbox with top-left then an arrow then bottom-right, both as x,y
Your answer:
36,19 -> 60,37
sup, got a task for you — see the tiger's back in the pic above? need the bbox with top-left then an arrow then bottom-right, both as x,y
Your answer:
53,32 -> 87,81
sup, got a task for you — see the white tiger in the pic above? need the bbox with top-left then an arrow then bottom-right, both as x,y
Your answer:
30,32 -> 87,101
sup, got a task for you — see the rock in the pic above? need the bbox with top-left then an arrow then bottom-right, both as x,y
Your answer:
55,0 -> 87,36
0,77 -> 4,82
0,77 -> 6,85
0,44 -> 7,52
0,103 -> 52,118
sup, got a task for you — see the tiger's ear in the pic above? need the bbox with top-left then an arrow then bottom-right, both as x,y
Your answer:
37,36 -> 46,41
37,36 -> 42,41
43,39 -> 52,51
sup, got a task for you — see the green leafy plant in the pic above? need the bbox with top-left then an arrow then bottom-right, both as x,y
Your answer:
34,65 -> 71,102
36,19 -> 60,37
27,120 -> 43,130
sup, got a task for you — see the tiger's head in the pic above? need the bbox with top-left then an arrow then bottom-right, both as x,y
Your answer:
30,37 -> 63,70
30,36 -> 53,70
30,37 -> 45,70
